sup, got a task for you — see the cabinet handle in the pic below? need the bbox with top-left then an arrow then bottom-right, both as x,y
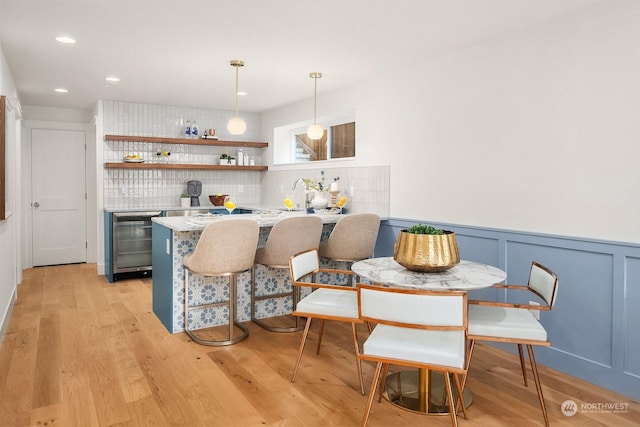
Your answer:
33,202 -> 40,208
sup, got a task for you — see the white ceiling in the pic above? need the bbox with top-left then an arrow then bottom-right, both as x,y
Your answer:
1,0 -> 602,113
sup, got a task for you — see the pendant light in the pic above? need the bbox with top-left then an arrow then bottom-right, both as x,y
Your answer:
227,59 -> 246,135
307,72 -> 323,140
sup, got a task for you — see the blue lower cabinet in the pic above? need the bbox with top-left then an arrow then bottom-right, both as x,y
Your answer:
104,211 -> 114,282
152,222 -> 174,331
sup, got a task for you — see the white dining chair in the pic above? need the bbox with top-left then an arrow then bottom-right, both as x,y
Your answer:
288,249 -> 366,395
466,261 -> 559,427
357,283 -> 469,427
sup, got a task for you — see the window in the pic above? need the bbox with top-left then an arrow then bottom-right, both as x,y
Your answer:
273,113 -> 355,165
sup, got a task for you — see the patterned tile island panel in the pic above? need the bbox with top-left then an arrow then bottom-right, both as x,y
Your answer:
160,221 -> 351,333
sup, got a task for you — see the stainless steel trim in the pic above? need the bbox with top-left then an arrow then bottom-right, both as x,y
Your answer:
113,211 -> 162,218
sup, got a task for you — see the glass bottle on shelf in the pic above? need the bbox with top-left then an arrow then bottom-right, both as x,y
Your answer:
192,120 -> 198,139
184,120 -> 191,138
237,148 -> 244,166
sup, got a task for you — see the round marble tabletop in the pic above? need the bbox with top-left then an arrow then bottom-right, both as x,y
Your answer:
351,257 -> 507,291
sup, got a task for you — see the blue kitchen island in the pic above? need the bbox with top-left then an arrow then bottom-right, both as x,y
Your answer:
151,212 -> 343,333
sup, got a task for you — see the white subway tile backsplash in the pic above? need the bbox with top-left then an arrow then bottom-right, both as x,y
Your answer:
102,100 -> 263,210
102,100 -> 389,214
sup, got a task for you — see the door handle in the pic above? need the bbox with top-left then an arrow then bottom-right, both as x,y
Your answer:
33,202 -> 40,208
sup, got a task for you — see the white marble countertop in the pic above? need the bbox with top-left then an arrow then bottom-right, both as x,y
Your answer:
105,206 -> 229,213
153,211 -> 345,232
351,257 -> 507,291
104,204 -> 306,213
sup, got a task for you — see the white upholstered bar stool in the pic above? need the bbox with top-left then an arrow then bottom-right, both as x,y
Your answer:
318,213 -> 380,285
251,215 -> 323,332
183,219 -> 259,346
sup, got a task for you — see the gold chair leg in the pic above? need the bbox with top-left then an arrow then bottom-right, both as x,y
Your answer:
443,371 -> 459,427
362,362 -> 383,427
527,345 -> 550,427
518,344 -> 529,386
316,319 -> 326,354
453,373 -> 467,419
351,323 -> 365,395
460,339 -> 476,392
378,363 -> 389,402
456,339 -> 475,415
291,317 -> 313,383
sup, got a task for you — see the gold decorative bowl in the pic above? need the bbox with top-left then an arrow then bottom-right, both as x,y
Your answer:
393,230 -> 460,272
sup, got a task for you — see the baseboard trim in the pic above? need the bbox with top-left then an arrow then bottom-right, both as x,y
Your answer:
0,285 -> 17,347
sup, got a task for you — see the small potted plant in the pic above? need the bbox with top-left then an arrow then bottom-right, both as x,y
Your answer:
219,154 -> 236,165
393,224 -> 460,272
180,192 -> 191,207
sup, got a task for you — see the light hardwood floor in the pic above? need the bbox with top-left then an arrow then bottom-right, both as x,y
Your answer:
0,263 -> 638,426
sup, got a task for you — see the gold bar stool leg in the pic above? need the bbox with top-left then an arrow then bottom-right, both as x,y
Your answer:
229,274 -> 236,341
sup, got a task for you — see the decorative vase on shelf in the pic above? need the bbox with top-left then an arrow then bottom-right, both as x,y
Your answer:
310,191 -> 329,210
180,196 -> 190,208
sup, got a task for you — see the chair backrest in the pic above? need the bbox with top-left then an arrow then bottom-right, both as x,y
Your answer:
357,283 -> 467,330
320,214 -> 380,261
529,262 -> 559,308
289,249 -> 320,282
256,216 -> 323,267
184,219 -> 259,275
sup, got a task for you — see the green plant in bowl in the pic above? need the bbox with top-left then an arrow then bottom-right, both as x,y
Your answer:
406,224 -> 445,235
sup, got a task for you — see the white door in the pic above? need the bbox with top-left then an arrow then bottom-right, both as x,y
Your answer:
32,129 -> 87,266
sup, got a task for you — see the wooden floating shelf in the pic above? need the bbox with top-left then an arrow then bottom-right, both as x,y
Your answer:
104,162 -> 268,171
104,134 -> 268,148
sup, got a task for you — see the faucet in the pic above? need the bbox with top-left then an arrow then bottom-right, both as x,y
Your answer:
292,178 -> 305,190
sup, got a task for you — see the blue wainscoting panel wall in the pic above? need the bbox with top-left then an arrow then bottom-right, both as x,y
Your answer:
625,256 -> 640,378
375,218 -> 640,400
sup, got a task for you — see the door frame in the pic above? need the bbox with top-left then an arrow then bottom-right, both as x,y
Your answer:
22,120 -> 95,269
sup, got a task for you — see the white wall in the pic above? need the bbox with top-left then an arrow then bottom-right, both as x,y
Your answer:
263,0 -> 640,243
0,42 -> 20,342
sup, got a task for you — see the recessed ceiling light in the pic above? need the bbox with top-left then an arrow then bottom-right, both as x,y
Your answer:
105,76 -> 120,82
55,36 -> 76,44
54,88 -> 69,93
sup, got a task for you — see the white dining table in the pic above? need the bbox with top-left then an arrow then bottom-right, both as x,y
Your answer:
351,257 -> 507,415
351,257 -> 507,290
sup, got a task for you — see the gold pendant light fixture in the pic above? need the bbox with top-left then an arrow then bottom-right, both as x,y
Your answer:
227,59 -> 247,135
307,72 -> 324,140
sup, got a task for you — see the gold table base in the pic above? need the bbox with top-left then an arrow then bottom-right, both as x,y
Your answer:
384,369 -> 472,415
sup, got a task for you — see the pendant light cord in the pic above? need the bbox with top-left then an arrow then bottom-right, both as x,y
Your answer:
313,74 -> 317,124
234,64 -> 239,117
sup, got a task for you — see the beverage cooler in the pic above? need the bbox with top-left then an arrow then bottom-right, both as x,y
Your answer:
107,211 -> 161,281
